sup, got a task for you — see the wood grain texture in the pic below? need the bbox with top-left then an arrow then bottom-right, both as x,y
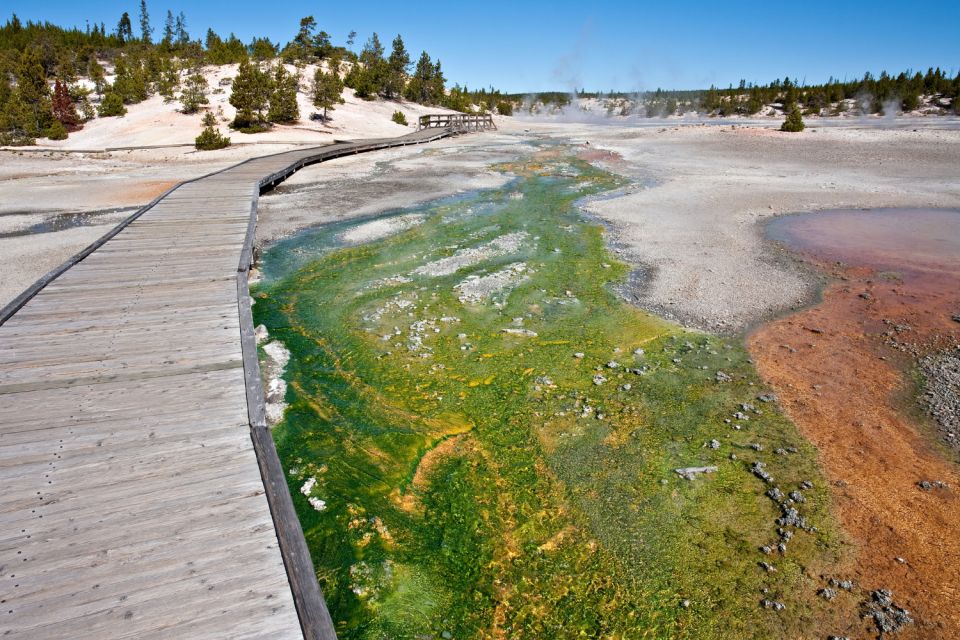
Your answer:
0,127 -> 461,639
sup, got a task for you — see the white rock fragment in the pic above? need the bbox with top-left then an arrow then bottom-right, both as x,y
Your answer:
455,262 -> 530,304
339,213 -> 424,245
413,232 -> 530,277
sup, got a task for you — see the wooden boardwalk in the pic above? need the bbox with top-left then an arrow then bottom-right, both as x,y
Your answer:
0,128 -> 458,639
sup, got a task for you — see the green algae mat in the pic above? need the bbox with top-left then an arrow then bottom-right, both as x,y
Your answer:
253,146 -> 842,639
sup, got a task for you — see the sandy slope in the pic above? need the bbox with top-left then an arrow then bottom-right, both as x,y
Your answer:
35,62 -> 461,150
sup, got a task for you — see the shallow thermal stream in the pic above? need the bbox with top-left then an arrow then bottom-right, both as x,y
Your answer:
253,147 -> 841,639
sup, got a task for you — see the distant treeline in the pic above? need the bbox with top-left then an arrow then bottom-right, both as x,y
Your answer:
507,69 -> 960,117
0,7 -> 510,144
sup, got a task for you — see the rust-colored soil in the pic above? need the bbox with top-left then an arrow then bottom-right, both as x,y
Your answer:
118,180 -> 179,205
749,259 -> 960,639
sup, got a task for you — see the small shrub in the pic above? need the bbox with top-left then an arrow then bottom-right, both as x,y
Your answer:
44,120 -> 69,140
496,100 -> 513,116
391,110 -> 408,126
202,111 -> 217,127
780,106 -> 805,132
0,131 -> 35,146
195,126 -> 231,151
98,92 -> 127,117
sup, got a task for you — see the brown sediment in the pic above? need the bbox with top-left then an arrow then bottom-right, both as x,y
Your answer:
748,210 -> 960,639
118,179 -> 179,204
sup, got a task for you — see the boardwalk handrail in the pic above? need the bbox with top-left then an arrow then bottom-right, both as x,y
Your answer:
0,128 -> 479,640
417,112 -> 497,132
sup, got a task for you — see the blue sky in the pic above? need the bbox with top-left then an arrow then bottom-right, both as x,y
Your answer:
5,1 -> 959,93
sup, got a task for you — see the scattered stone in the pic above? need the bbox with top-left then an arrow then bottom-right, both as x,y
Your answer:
680,599 -> 691,608
761,599 -> 785,611
859,292 -> 872,300
607,361 -> 620,369
501,328 -> 538,337
766,487 -> 784,501
760,545 -> 773,555
715,371 -> 732,383
862,589 -> 913,635
800,480 -> 814,490
917,480 -> 948,490
774,448 -> 788,455
573,352 -> 585,358
734,411 -> 750,421
827,636 -> 851,640
829,578 -> 854,591
895,557 -> 906,564
819,588 -> 837,601
750,442 -> 763,451
729,453 -> 738,460
759,561 -> 776,573
708,439 -> 721,450
620,383 -> 632,391
634,348 -> 645,356
675,466 -> 719,480
254,324 -> 269,344
788,490 -> 805,503
952,314 -> 960,323
592,374 -> 607,386
751,461 -> 774,484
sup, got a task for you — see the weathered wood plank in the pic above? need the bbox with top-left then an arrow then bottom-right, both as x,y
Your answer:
0,127 -> 465,639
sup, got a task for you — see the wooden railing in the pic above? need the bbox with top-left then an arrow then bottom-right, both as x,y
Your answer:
417,113 -> 497,132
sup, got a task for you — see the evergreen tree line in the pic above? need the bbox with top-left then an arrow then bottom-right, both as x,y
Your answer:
510,68 -> 960,118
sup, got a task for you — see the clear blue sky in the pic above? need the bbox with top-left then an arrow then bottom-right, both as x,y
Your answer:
5,1 -> 959,93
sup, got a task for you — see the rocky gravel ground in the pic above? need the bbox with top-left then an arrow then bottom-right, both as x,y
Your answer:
920,349 -> 960,455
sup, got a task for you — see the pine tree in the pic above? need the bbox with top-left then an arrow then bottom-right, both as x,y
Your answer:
292,16 -> 316,60
88,58 -> 106,96
404,51 -> 434,104
111,55 -> 148,104
175,12 -> 189,45
139,0 -> 152,43
268,64 -> 300,124
781,106 -> 805,132
98,92 -> 126,117
229,59 -> 271,129
250,37 -> 277,61
117,12 -> 133,44
51,78 -> 80,131
352,33 -> 385,99
195,115 -> 230,150
13,48 -> 53,137
180,73 -> 208,113
384,34 -> 410,99
430,59 -> 446,104
157,57 -> 180,101
312,67 -> 344,120
162,10 -> 174,47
